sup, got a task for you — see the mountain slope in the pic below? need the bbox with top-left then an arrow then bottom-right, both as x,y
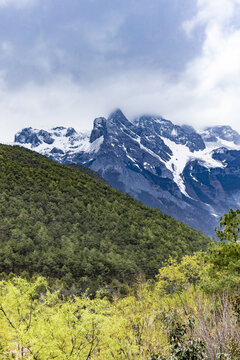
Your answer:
67,163 -> 108,184
13,110 -> 240,236
0,144 -> 209,290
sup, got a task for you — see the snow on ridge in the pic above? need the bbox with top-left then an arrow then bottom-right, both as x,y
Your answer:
162,137 -> 226,198
134,137 -> 164,163
203,137 -> 240,151
132,132 -> 229,198
13,127 -> 105,157
11,120 -> 240,199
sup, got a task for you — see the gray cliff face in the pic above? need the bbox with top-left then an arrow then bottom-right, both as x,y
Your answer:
14,110 -> 240,236
135,115 -> 205,152
201,126 -> 240,144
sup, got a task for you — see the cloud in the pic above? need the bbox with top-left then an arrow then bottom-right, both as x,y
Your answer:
0,41 -> 14,57
175,0 -> 240,129
183,0 -> 240,34
0,0 -> 37,8
1,0 -> 240,143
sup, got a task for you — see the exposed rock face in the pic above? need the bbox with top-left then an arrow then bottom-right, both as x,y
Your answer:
14,110 -> 240,236
201,126 -> 240,144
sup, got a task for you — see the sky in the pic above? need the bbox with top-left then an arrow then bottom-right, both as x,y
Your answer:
1,0 -> 240,142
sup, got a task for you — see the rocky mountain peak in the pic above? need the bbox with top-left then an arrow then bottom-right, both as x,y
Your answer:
181,125 -> 195,134
66,127 -> 77,137
90,117 -> 107,143
15,127 -> 42,147
107,109 -> 134,129
135,114 -> 205,152
202,125 -> 240,145
12,109 -> 240,236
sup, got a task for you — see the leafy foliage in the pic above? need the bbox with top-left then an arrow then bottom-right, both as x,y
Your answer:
203,209 -> 240,293
0,254 -> 239,360
215,209 -> 240,242
67,163 -> 108,185
0,144 -> 209,292
162,311 -> 206,360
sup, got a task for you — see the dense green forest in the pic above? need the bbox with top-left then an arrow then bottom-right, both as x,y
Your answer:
0,212 -> 240,359
67,163 -> 108,185
0,144 -> 209,293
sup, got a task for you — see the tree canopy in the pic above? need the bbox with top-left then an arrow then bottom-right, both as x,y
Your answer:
0,144 -> 210,293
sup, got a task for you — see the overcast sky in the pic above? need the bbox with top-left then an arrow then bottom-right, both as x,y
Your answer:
1,0 -> 240,142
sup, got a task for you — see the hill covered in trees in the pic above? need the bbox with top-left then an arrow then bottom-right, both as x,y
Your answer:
0,144 -> 210,292
67,163 -> 108,185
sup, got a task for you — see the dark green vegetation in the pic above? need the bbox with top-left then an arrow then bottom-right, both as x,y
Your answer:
203,209 -> 240,293
0,144 -> 210,292
1,213 -> 239,360
67,163 -> 108,185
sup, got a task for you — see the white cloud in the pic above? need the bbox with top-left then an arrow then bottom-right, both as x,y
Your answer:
175,0 -> 240,129
1,0 -> 240,142
0,0 -> 37,8
183,0 -> 239,34
1,41 -> 14,57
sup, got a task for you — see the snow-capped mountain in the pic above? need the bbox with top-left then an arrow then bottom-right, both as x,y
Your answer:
13,109 -> 240,236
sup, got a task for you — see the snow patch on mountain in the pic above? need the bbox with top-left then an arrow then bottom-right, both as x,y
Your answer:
12,113 -> 240,199
203,138 -> 240,151
135,137 -> 164,163
200,126 -> 240,145
162,137 -> 226,197
11,110 -> 240,237
13,127 -> 105,158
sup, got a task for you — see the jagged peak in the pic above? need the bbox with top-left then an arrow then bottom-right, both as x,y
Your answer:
135,114 -> 173,128
181,125 -> 196,134
201,125 -> 240,144
204,125 -> 235,131
14,127 -> 41,146
93,117 -> 107,128
15,127 -> 33,136
66,127 -> 77,137
52,126 -> 66,131
108,108 -> 126,120
107,109 -> 134,129
90,117 -> 107,143
202,125 -> 239,135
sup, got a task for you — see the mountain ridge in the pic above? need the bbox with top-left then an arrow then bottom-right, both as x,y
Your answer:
13,109 -> 240,236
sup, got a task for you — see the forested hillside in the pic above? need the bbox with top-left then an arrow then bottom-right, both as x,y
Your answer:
0,144 -> 209,292
67,163 -> 108,184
